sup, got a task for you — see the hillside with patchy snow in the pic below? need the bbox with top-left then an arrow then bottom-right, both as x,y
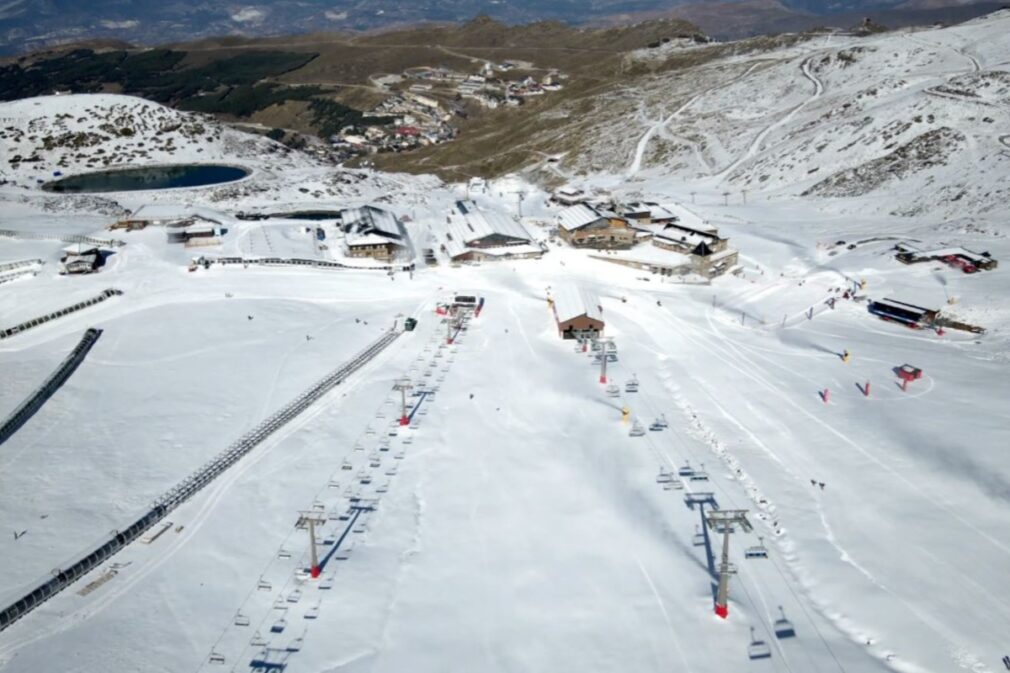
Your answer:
536,11 -> 1010,220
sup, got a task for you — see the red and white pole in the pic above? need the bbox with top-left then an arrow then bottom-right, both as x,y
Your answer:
823,388 -> 830,404
599,347 -> 608,384
400,386 -> 410,426
864,381 -> 871,397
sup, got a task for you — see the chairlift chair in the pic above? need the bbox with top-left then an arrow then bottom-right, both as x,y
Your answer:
234,611 -> 251,627
678,462 -> 695,477
690,471 -> 709,482
270,618 -> 287,634
606,383 -> 620,397
277,549 -> 292,560
341,460 -> 352,471
379,441 -> 390,452
668,477 -> 685,490
376,481 -> 390,494
773,607 -> 796,639
656,468 -> 673,484
394,449 -> 406,460
257,578 -> 272,591
386,464 -> 398,476
657,414 -> 668,428
649,420 -> 664,432
745,537 -> 769,559
287,589 -> 302,604
250,631 -> 267,647
629,420 -> 646,437
625,376 -> 639,393
208,652 -> 226,665
327,478 -> 340,489
748,628 -> 772,660
318,574 -> 334,590
304,603 -> 321,620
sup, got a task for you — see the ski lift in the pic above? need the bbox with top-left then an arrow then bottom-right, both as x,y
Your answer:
388,427 -> 399,437
394,449 -> 406,460
649,420 -> 664,432
322,533 -> 336,546
773,607 -> 796,639
358,470 -> 371,485
376,481 -> 390,494
629,420 -> 646,437
257,578 -> 272,591
287,636 -> 304,653
287,589 -> 302,604
335,545 -> 353,561
745,537 -> 769,559
273,596 -> 286,609
341,460 -> 352,471
386,464 -> 398,476
379,441 -> 390,452
403,434 -> 414,444
692,525 -> 706,546
690,463 -> 709,481
208,651 -> 226,665
234,611 -> 251,627
375,410 -> 386,419
606,383 -> 621,397
625,376 -> 639,393
304,602 -> 320,620
327,478 -> 340,489
656,467 -> 673,484
353,441 -> 364,451
748,628 -> 772,660
270,617 -> 287,634
250,631 -> 267,647
318,574 -> 334,590
667,477 -> 685,490
409,418 -> 420,429
678,462 -> 695,477
369,456 -> 381,468
656,414 -> 668,428
353,520 -> 368,534
365,426 -> 376,436
277,548 -> 292,560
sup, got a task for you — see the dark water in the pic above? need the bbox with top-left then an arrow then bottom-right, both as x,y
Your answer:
43,164 -> 249,193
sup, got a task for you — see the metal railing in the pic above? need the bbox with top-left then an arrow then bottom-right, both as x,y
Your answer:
0,289 -> 123,340
0,230 -> 125,248
0,328 -> 103,447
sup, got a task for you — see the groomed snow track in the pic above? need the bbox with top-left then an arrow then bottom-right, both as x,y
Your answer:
0,327 -> 103,447
0,289 -> 123,340
0,328 -> 401,633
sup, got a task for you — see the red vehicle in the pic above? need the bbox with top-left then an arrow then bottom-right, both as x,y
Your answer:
942,254 -> 978,274
897,364 -> 923,382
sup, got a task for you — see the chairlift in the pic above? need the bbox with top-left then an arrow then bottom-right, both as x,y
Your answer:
376,481 -> 390,494
629,420 -> 646,437
369,457 -> 381,468
341,460 -> 352,471
257,578 -> 272,591
606,383 -> 620,398
327,478 -> 340,489
388,427 -> 399,437
270,617 -> 287,634
678,461 -> 695,477
745,537 -> 769,559
277,549 -> 292,560
656,468 -> 673,484
394,449 -> 406,460
335,546 -> 353,561
287,589 -> 302,604
773,607 -> 796,639
409,418 -> 420,429
304,603 -> 321,620
403,435 -> 414,445
690,471 -> 709,482
353,520 -> 368,534
234,611 -> 251,627
322,533 -> 336,546
318,575 -> 334,590
625,376 -> 639,393
649,420 -> 664,432
250,631 -> 267,647
385,464 -> 398,476
748,628 -> 772,660
667,477 -> 685,490
379,441 -> 390,452
273,596 -> 286,609
657,414 -> 668,428
692,525 -> 706,546
208,652 -> 226,665
357,470 -> 371,485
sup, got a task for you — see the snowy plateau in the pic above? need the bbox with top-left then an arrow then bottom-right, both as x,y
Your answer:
1,10 -> 1010,673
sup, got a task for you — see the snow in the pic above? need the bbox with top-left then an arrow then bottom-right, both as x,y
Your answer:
1,13 -> 1010,673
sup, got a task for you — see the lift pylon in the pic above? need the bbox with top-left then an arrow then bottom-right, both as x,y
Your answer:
704,509 -> 752,618
296,510 -> 328,578
393,378 -> 413,426
596,336 -> 614,384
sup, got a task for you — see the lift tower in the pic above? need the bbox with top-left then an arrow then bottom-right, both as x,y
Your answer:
596,336 -> 614,384
296,510 -> 328,578
393,378 -> 413,426
705,509 -> 752,618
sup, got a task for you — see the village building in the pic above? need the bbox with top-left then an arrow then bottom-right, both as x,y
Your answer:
112,204 -> 228,231
338,206 -> 409,261
438,200 -> 543,263
550,285 -> 605,340
556,204 -> 634,249
551,186 -> 588,206
59,243 -> 101,275
620,202 -> 680,226
166,223 -> 222,246
640,219 -> 739,278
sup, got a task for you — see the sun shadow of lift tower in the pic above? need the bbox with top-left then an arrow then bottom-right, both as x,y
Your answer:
705,508 -> 753,619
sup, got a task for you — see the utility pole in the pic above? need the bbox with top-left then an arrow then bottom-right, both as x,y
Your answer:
597,336 -> 614,384
393,378 -> 413,426
722,191 -> 730,206
705,509 -> 752,619
296,510 -> 328,578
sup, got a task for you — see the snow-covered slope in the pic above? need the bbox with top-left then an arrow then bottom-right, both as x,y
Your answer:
1,14 -> 1009,673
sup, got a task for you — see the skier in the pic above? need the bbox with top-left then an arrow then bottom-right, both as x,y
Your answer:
819,482 -> 825,490
247,315 -> 254,321
469,393 -> 474,400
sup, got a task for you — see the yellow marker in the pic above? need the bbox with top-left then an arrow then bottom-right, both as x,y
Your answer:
842,350 -> 851,364
622,406 -> 631,424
